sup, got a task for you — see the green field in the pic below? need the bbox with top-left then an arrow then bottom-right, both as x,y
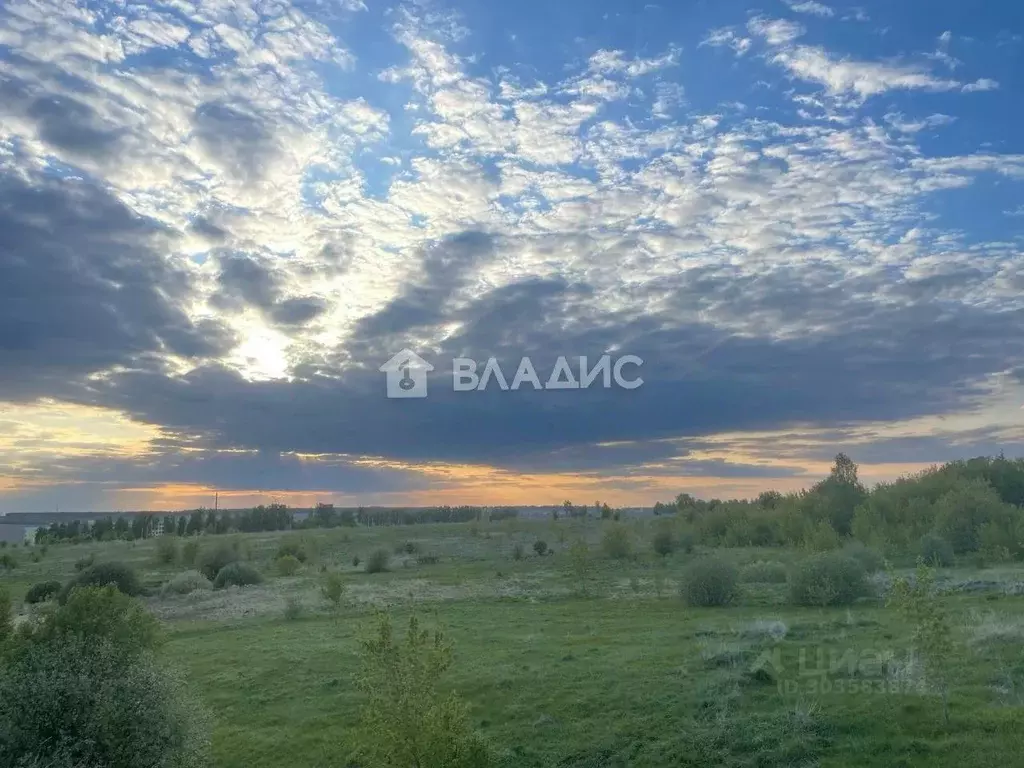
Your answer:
4,518 -> 1024,767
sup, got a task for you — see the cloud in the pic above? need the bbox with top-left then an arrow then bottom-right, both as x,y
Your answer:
784,1 -> 835,17
700,27 -> 752,56
962,78 -> 1000,92
748,17 -> 806,46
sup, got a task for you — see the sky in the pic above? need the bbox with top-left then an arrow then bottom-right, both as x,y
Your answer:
0,0 -> 1023,513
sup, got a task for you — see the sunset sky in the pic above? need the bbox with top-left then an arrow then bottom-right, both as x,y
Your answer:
1,0 -> 1023,513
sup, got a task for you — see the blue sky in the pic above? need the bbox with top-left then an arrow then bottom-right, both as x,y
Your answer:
0,0 -> 1022,512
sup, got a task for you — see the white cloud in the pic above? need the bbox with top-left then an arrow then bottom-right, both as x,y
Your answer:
700,27 -> 752,56
748,17 -> 806,46
785,0 -> 835,17
884,112 -> 957,133
963,78 -> 1000,92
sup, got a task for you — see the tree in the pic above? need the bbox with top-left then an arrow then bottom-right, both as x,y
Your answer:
354,613 -> 491,768
809,453 -> 867,537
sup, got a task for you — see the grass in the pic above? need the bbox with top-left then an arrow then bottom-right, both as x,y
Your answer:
4,518 -> 1024,767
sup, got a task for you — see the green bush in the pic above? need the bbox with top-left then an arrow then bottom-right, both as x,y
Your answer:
652,529 -> 675,556
60,562 -> 141,603
154,536 -> 178,565
74,554 -> 95,571
276,554 -> 302,576
396,541 -> 419,555
160,570 -> 213,597
284,597 -> 303,621
533,540 -> 548,556
365,549 -> 390,574
788,552 -> 869,607
0,586 -> 11,645
680,557 -> 740,607
740,560 -> 788,584
212,562 -> 263,589
354,613 -> 492,768
0,553 -> 18,571
0,589 -> 208,768
841,541 -> 886,573
677,530 -> 696,554
353,555 -> 361,567
511,543 -> 524,560
919,532 -> 955,567
24,581 -> 62,605
181,540 -> 200,566
197,542 -> 239,581
601,524 -> 632,559
276,539 -> 309,563
321,571 -> 345,607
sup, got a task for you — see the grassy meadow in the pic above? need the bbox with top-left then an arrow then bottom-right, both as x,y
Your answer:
3,514 -> 1024,767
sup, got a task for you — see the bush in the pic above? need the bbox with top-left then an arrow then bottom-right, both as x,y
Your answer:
740,561 -> 788,584
0,588 -> 208,768
276,554 -> 302,576
512,543 -> 524,560
197,542 -> 239,581
842,541 -> 885,573
355,613 -> 493,768
788,552 -> 869,607
919,532 -> 954,567
601,524 -> 632,559
181,540 -> 200,566
160,570 -> 213,597
284,597 -> 303,621
276,539 -> 309,563
365,549 -> 390,574
212,562 -> 263,589
353,555 -> 361,568
74,554 -> 95,571
24,581 -> 62,605
60,562 -> 141,603
652,529 -> 675,556
321,571 -> 345,607
0,553 -> 18,571
677,530 -> 696,554
0,586 -> 10,644
396,541 -> 419,555
680,557 -> 740,607
533,540 -> 548,556
154,536 -> 178,565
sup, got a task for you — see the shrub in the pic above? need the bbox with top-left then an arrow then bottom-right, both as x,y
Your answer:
511,543 -> 524,561
24,581 -> 62,605
0,553 -> 18,571
212,562 -> 263,589
355,612 -> 492,768
740,561 -> 788,584
154,536 -> 178,565
276,554 -> 302,576
284,597 -> 303,621
0,590 -> 208,768
788,553 -> 869,607
353,555 -> 361,568
197,541 -> 239,580
680,557 -> 740,607
396,541 -> 419,555
0,586 -> 10,644
841,541 -> 885,573
652,529 -> 675,557
321,571 -> 345,607
30,587 -> 162,655
181,539 -> 200,566
276,539 -> 309,563
60,562 -> 141,603
677,530 -> 696,554
533,539 -> 548,556
160,570 -> 213,597
601,524 -> 632,559
919,532 -> 954,567
74,554 -> 95,571
365,549 -> 390,574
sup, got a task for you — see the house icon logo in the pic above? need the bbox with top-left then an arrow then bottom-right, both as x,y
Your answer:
379,349 -> 434,398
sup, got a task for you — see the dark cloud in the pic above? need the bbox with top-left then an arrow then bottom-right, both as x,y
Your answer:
0,167 -> 234,401
212,252 -> 284,312
270,296 -> 329,326
193,102 -> 281,183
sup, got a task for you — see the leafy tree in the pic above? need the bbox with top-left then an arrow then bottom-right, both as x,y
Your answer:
680,557 -> 739,607
354,613 -> 492,768
888,562 -> 957,723
788,553 -> 869,607
321,571 -> 345,608
600,523 -> 632,559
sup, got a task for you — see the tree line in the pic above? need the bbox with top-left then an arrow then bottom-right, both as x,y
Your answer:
34,503 -> 520,544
